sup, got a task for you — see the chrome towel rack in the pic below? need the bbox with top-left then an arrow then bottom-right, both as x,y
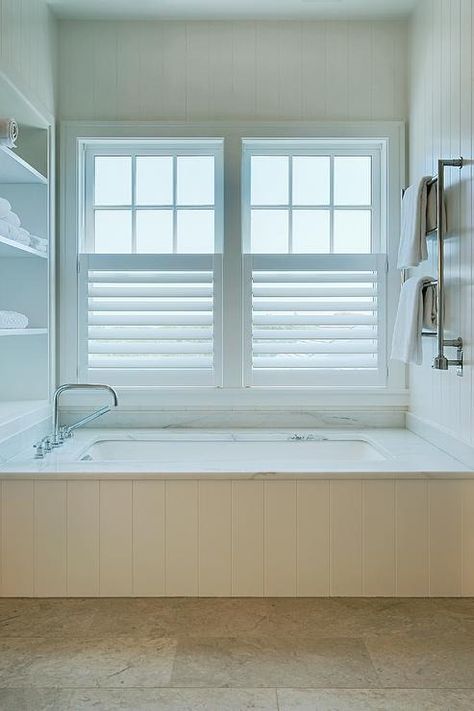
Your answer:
401,157 -> 464,375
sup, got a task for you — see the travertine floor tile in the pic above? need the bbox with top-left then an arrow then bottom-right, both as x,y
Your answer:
171,636 -> 379,688
365,632 -> 474,688
277,688 -> 474,710
0,636 -> 176,688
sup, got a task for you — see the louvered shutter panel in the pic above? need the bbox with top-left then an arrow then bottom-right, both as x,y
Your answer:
79,254 -> 222,386
244,254 -> 386,386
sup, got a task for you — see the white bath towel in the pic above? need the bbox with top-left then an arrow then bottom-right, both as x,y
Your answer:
398,177 -> 432,269
4,211 -> 20,228
0,197 -> 11,219
0,310 -> 28,329
391,275 -> 436,365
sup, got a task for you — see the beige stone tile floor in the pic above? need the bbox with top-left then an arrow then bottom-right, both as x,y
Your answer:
0,598 -> 474,709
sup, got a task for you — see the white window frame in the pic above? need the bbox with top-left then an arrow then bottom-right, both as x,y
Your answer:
59,121 -> 407,411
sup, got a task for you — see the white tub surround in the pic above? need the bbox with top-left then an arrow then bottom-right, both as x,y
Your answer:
0,428 -> 472,599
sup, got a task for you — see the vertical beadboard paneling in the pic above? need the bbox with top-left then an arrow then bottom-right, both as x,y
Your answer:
409,0 -> 474,451
395,480 -> 429,596
296,480 -> 330,596
132,481 -> 165,596
34,482 -> 67,597
198,481 -> 232,596
231,480 -> 264,596
462,480 -> 474,595
362,481 -> 395,596
67,481 -> 100,596
264,481 -> 297,596
165,481 -> 198,596
58,20 -> 408,123
429,480 -> 463,596
330,481 -> 362,596
1,481 -> 34,596
99,481 -> 133,597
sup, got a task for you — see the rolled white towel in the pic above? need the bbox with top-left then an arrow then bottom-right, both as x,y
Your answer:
0,219 -> 12,239
0,310 -> 28,329
16,227 -> 30,245
0,119 -> 18,148
0,197 -> 11,219
4,211 -> 20,228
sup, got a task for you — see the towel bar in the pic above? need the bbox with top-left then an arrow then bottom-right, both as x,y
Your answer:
401,158 -> 464,375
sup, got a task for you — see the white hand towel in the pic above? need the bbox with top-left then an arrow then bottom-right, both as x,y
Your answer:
391,275 -> 436,365
422,281 -> 437,331
0,310 -> 28,329
426,181 -> 447,234
4,211 -> 20,228
0,197 -> 11,219
397,177 -> 432,269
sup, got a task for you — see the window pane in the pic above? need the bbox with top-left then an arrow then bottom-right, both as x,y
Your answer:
177,156 -> 214,206
334,156 -> 371,206
136,210 -> 173,253
251,156 -> 289,205
94,157 -> 132,206
292,210 -> 330,253
334,210 -> 371,253
292,157 -> 330,205
251,209 -> 289,253
136,157 -> 173,205
94,210 -> 132,253
177,209 -> 214,253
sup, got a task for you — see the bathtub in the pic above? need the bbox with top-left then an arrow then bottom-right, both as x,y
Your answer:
0,428 -> 473,599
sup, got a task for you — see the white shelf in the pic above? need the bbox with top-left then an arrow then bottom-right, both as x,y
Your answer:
0,328 -> 47,337
0,400 -> 49,443
0,234 -> 47,259
0,145 -> 47,185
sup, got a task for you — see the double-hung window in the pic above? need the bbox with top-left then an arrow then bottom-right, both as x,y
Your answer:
79,141 -> 223,386
242,140 -> 387,386
73,130 -> 395,394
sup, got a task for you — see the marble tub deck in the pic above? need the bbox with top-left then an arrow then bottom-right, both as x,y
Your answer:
1,599 -> 474,709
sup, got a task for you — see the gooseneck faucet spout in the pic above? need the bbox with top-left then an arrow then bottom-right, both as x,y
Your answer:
51,383 -> 119,447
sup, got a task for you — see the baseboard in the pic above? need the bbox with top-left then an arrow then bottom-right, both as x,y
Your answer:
406,412 -> 474,469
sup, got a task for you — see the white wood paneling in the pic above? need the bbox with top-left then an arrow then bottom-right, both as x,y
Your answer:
165,481 -> 199,596
1,476 -> 474,598
67,481 -> 100,596
58,19 -> 408,122
34,482 -> 67,596
99,481 -> 133,596
409,0 -> 474,452
132,481 -> 165,596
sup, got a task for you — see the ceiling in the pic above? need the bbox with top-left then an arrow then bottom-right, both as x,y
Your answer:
48,0 -> 417,21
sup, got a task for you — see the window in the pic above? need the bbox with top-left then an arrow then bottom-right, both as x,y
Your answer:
78,141 -> 223,386
66,126 -> 401,398
242,140 -> 386,386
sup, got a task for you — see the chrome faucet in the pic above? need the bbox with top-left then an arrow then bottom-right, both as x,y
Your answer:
51,383 -> 119,447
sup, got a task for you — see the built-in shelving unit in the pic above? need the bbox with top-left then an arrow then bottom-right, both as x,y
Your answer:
0,80 -> 53,446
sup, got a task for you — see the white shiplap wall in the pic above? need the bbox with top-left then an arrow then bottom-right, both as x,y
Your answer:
408,0 -> 474,451
0,0 -> 57,117
1,477 -> 474,597
58,19 -> 408,121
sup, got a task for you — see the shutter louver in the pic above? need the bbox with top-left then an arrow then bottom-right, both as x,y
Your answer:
79,254 -> 221,386
244,254 -> 386,386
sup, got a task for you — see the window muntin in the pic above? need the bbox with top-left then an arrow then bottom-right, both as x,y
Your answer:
246,148 -> 378,255
85,144 -> 221,255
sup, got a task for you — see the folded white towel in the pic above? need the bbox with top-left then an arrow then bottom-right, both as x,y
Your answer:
15,227 -> 30,245
30,236 -> 48,252
0,310 -> 28,329
4,211 -> 20,228
398,177 -> 432,269
0,197 -> 11,219
391,276 -> 436,365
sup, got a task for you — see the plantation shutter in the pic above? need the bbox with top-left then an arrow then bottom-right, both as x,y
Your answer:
244,254 -> 387,386
79,254 -> 222,386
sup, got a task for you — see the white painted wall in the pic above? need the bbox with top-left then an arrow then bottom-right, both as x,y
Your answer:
0,0 -> 57,117
58,19 -> 408,121
408,0 -> 474,451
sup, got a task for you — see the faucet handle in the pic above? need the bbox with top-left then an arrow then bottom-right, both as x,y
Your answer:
33,440 -> 45,458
